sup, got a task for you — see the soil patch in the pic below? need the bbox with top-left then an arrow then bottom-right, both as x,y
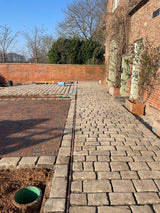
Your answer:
0,168 -> 54,212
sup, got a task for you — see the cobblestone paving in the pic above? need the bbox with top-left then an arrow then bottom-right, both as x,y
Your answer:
70,82 -> 160,213
0,82 -> 74,97
0,81 -> 160,212
0,99 -> 70,157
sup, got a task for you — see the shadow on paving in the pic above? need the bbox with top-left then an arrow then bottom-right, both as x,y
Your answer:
0,119 -> 72,157
122,105 -> 159,138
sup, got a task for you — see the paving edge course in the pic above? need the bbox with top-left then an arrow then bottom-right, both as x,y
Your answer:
44,95 -> 75,213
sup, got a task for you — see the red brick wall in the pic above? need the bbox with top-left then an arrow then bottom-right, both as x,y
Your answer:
129,0 -> 160,46
128,0 -> 160,115
0,64 -> 105,83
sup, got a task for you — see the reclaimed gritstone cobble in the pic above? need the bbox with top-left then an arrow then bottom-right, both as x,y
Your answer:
0,81 -> 160,212
69,82 -> 160,213
44,91 -> 75,213
0,83 -> 75,97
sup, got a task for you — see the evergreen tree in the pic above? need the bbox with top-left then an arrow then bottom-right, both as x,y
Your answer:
48,37 -> 104,64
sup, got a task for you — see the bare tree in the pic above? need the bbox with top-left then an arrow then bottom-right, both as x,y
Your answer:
94,0 -> 108,43
56,0 -> 107,41
24,26 -> 45,63
24,26 -> 54,63
97,0 -> 108,13
7,52 -> 26,63
39,35 -> 54,63
0,26 -> 18,62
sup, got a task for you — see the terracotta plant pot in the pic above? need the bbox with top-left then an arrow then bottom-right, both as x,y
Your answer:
153,119 -> 160,137
109,87 -> 120,96
126,99 -> 145,116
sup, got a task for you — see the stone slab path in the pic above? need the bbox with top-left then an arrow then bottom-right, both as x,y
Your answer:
69,82 -> 160,213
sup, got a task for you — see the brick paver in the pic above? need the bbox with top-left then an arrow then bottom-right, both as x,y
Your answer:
69,82 -> 160,213
0,99 -> 70,157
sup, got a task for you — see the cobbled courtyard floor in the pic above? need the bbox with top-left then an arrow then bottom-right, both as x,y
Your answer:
0,82 -> 160,213
69,82 -> 160,213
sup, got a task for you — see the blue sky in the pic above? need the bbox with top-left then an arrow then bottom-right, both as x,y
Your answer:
0,0 -> 74,54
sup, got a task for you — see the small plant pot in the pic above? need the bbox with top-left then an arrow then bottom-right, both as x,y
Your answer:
153,119 -> 160,137
109,87 -> 120,96
126,99 -> 145,116
13,186 -> 42,211
8,81 -> 13,86
58,81 -> 65,86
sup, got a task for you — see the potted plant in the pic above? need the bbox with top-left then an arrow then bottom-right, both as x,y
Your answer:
126,98 -> 145,116
109,75 -> 121,96
125,40 -> 160,116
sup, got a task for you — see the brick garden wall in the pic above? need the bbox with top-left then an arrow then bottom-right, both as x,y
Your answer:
128,0 -> 160,115
0,64 -> 105,84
